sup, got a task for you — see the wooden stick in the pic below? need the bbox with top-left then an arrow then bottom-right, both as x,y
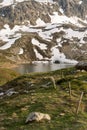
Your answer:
50,76 -> 56,89
60,69 -> 64,79
76,92 -> 84,115
61,72 -> 64,78
69,82 -> 71,97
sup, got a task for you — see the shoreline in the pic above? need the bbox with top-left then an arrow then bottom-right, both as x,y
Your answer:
0,60 -> 77,69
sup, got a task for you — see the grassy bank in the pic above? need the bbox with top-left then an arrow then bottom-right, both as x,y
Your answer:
0,67 -> 87,130
0,68 -> 20,86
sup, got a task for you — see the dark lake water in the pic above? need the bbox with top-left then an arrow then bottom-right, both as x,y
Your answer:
13,62 -> 74,74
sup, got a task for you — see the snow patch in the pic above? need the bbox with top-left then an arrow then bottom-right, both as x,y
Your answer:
0,24 -> 22,50
59,8 -> 64,14
35,0 -> 53,3
0,0 -> 30,7
0,0 -> 13,7
0,34 -> 21,50
34,48 -> 43,60
0,0 -> 53,7
50,12 -> 87,27
18,48 -> 24,54
51,46 -> 78,64
36,18 -> 46,26
64,28 -> 87,45
32,38 -> 47,50
0,12 -> 87,63
78,1 -> 83,5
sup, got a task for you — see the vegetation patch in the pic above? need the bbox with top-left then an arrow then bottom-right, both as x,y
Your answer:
0,68 -> 20,86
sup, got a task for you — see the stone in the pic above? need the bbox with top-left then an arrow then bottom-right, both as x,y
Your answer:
75,62 -> 87,71
25,112 -> 51,123
0,92 -> 4,96
5,88 -> 17,96
59,113 -> 65,116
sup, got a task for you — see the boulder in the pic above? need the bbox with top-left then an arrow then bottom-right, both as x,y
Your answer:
25,112 -> 51,123
75,62 -> 87,71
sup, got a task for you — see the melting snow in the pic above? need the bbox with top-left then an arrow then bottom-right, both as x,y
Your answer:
34,48 -> 43,60
36,18 -> 46,26
59,8 -> 64,14
38,26 -> 60,41
0,34 -> 21,50
0,24 -> 41,50
50,12 -> 86,27
0,9 -> 87,63
57,38 -> 62,47
0,0 -> 53,7
64,28 -> 87,44
35,0 -> 53,3
51,46 -> 78,64
32,38 -> 47,50
18,48 -> 24,54
0,0 -> 30,7
79,1 -> 83,5
0,0 -> 13,7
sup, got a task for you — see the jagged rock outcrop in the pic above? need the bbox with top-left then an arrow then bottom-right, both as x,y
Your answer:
3,34 -> 37,62
0,0 -> 87,27
0,1 -> 59,26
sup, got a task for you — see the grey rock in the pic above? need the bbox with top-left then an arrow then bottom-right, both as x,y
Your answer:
25,112 -> 51,123
0,92 -> 4,96
75,62 -> 87,71
5,88 -> 18,96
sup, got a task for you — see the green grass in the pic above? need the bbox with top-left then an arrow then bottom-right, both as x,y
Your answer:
0,67 -> 87,130
0,68 -> 20,86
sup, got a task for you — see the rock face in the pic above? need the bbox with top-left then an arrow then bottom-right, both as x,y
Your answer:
54,0 -> 87,19
0,1 -> 58,26
25,112 -> 51,123
0,0 -> 87,27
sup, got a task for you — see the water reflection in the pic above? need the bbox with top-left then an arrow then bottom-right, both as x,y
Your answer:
13,62 -> 74,74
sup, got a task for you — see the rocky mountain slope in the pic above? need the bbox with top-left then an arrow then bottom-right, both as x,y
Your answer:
0,0 -> 87,64
55,0 -> 87,19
